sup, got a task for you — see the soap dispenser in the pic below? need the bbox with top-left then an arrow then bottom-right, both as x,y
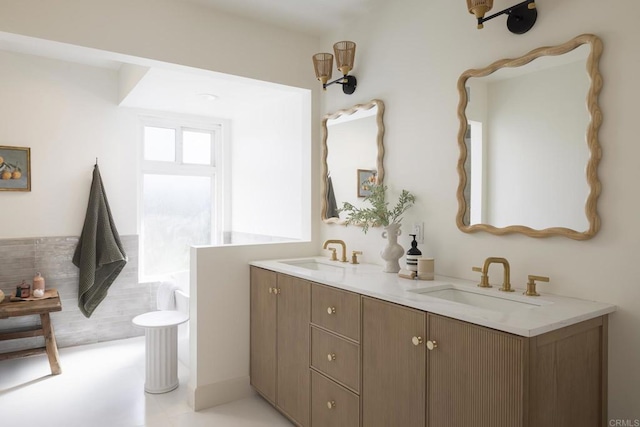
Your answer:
406,234 -> 422,272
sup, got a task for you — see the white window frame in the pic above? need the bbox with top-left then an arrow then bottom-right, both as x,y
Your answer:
138,113 -> 230,280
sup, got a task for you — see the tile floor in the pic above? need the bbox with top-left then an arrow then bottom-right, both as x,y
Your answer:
0,336 -> 292,427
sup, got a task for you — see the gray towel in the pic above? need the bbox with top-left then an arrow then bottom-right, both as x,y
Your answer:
72,165 -> 127,318
326,175 -> 340,218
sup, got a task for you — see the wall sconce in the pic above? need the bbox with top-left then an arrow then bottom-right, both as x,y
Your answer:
312,41 -> 357,95
467,0 -> 537,34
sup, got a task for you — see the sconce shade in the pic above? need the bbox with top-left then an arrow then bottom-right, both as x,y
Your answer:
467,0 -> 493,19
313,53 -> 333,85
333,41 -> 356,75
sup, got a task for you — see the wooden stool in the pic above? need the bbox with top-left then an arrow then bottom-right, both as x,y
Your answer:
0,289 -> 62,375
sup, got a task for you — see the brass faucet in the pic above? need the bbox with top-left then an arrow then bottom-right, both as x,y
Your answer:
472,266 -> 491,288
481,257 -> 514,292
323,240 -> 347,262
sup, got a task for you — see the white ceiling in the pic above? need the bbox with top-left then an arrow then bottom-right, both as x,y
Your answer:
119,67 -> 304,119
183,0 -> 379,35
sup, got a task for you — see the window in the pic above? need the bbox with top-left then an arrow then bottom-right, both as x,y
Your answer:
140,118 -> 225,279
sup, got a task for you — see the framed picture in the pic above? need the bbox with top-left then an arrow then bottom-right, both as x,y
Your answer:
357,169 -> 376,198
0,146 -> 31,192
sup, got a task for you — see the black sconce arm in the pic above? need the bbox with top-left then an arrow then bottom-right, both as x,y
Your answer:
478,0 -> 537,34
323,75 -> 357,95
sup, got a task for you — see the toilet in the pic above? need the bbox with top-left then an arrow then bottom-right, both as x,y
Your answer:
132,278 -> 190,394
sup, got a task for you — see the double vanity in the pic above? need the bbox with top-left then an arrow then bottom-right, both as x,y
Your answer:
249,257 -> 615,427
253,32 -> 612,427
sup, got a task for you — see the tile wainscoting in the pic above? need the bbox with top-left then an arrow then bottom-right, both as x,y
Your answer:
0,235 -> 152,353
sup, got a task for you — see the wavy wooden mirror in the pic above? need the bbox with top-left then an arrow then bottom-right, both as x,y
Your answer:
456,34 -> 603,240
321,99 -> 385,224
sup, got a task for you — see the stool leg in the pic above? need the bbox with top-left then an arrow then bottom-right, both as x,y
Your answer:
40,313 -> 62,375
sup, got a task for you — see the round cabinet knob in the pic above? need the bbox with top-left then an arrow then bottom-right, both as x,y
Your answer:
426,340 -> 438,351
327,306 -> 336,315
268,287 -> 273,294
327,353 -> 336,362
412,336 -> 423,346
327,400 -> 336,409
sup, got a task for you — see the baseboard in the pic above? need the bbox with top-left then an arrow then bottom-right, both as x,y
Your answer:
189,376 -> 254,411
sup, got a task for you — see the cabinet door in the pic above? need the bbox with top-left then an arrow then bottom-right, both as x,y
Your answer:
276,274 -> 310,426
362,297 -> 426,427
250,267 -> 277,404
427,313 -> 526,427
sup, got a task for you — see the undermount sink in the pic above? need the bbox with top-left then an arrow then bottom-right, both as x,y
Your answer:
409,285 -> 548,314
279,259 -> 345,272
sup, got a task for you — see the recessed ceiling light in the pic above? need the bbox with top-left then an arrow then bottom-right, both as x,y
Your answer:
199,93 -> 219,101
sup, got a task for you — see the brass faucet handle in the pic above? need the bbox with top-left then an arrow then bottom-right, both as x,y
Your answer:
472,266 -> 492,288
351,251 -> 362,264
327,247 -> 338,261
524,275 -> 550,296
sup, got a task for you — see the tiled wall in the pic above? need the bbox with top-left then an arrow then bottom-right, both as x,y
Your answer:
0,235 -> 153,353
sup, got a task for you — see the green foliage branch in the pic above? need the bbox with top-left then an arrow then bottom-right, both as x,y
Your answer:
340,183 -> 416,233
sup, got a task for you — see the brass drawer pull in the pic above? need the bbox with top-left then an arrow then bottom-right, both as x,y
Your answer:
426,340 -> 438,351
327,353 -> 336,361
327,400 -> 336,409
412,336 -> 423,346
327,306 -> 336,314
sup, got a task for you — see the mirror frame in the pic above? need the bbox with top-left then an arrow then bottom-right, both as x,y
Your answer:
321,99 -> 385,224
455,34 -> 603,240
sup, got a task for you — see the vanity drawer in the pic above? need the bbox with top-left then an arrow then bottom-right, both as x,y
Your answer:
311,283 -> 360,341
311,326 -> 360,393
311,370 -> 359,427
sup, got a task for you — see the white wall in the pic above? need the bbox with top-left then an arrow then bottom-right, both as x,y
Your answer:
0,49 -> 139,237
231,92 -> 310,241
190,241 -> 316,410
0,0 -> 317,88
320,0 -> 640,419
0,0 -> 321,412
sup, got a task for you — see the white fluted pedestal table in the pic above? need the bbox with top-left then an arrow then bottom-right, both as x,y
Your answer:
132,310 -> 189,394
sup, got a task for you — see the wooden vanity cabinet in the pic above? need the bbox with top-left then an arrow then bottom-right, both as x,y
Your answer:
250,267 -> 310,427
251,269 -> 608,427
428,313 -> 607,426
362,297 -> 426,427
362,297 -> 607,427
361,296 -> 524,427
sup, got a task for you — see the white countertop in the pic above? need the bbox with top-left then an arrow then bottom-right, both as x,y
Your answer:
250,257 -> 616,337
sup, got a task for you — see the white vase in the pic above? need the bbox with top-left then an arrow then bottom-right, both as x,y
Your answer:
380,223 -> 404,273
